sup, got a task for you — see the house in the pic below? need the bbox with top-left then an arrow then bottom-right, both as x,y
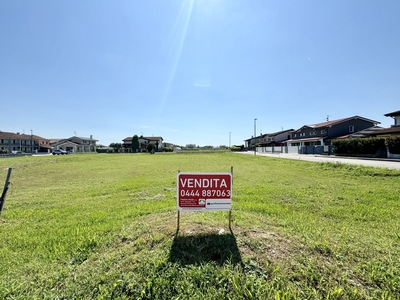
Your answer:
288,116 -> 380,148
0,131 -> 50,154
370,110 -> 400,137
141,136 -> 163,150
385,110 -> 400,127
122,136 -> 163,152
245,129 -> 294,149
51,135 -> 98,153
335,126 -> 385,139
258,129 -> 294,147
244,136 -> 259,149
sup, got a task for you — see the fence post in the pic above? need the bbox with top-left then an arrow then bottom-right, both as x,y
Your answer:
0,168 -> 12,217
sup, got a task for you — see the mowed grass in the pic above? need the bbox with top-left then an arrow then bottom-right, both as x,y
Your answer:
0,152 -> 399,299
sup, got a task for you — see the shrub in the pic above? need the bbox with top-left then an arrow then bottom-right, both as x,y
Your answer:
146,143 -> 156,152
231,145 -> 244,151
385,136 -> 400,154
332,137 -> 386,155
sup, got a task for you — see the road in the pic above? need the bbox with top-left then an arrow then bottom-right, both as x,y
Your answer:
237,151 -> 400,170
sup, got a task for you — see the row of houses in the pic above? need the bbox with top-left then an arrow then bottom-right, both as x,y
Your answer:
3,110 -> 399,155
244,110 -> 400,154
0,131 -> 167,155
0,133 -> 98,154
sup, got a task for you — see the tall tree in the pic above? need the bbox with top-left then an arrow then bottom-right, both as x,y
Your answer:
132,135 -> 140,153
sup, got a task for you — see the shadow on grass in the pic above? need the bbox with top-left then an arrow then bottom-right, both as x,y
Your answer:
169,231 -> 242,267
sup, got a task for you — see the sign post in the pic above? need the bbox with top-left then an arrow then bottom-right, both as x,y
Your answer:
176,168 -> 233,233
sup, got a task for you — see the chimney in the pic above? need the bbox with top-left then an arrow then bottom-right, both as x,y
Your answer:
90,135 -> 93,139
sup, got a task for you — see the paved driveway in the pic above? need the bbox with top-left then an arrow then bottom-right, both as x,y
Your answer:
238,151 -> 400,170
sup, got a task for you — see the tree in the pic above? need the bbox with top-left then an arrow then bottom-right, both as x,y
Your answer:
147,143 -> 156,153
109,143 -> 122,152
132,135 -> 140,153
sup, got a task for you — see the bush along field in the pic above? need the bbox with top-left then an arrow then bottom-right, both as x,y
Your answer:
0,152 -> 399,299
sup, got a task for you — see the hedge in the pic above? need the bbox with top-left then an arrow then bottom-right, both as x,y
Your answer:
332,137 -> 386,155
385,136 -> 400,154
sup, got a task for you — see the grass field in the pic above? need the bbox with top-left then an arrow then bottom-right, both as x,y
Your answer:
0,152 -> 399,299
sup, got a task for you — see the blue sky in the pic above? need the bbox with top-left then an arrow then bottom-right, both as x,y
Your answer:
1,0 -> 399,147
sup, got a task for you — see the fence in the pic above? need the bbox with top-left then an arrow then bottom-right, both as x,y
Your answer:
257,145 -> 333,155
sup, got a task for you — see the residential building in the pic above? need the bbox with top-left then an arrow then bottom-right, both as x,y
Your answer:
336,126 -> 385,139
122,136 -> 163,152
244,136 -> 259,149
288,116 -> 380,147
258,129 -> 294,147
245,129 -> 294,149
385,110 -> 400,127
51,135 -> 97,153
371,110 -> 400,137
0,131 -> 50,153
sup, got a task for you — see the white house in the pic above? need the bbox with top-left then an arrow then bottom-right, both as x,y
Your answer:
52,135 -> 98,153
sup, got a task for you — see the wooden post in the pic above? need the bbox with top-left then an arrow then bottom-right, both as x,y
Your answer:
176,170 -> 180,234
0,168 -> 12,217
176,210 -> 180,234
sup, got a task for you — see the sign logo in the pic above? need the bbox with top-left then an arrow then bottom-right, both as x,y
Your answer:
177,173 -> 232,211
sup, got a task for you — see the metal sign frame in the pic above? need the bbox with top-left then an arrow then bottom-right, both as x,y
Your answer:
176,167 -> 233,233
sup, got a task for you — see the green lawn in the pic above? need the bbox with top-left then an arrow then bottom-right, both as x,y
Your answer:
0,153 -> 399,299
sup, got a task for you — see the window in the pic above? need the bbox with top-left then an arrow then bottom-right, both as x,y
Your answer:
349,126 -> 354,133
310,131 -> 316,136
321,130 -> 326,134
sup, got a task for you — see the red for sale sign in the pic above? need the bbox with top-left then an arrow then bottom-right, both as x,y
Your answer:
177,173 -> 232,211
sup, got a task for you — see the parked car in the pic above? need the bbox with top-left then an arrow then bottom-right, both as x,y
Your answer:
52,149 -> 68,155
11,151 -> 25,155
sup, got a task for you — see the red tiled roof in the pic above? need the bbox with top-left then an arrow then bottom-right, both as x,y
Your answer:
0,131 -> 46,140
